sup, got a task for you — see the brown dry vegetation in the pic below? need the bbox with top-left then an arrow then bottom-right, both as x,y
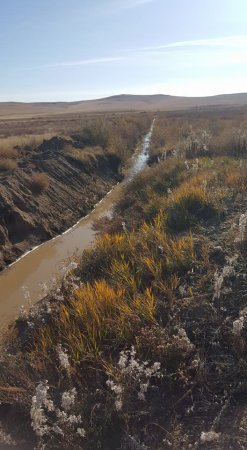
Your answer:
0,110 -> 247,449
0,158 -> 17,171
149,108 -> 247,162
0,139 -> 19,172
30,172 -> 50,194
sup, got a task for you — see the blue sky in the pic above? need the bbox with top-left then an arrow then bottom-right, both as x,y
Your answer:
1,0 -> 247,101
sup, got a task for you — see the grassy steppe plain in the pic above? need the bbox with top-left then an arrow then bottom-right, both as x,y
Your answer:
0,107 -> 247,449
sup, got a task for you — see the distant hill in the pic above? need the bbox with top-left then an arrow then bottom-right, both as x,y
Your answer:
1,93 -> 247,119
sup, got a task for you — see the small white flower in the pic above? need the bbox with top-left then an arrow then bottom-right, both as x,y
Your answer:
118,351 -> 128,369
233,317 -> 244,335
191,359 -> 200,368
115,399 -> 123,411
35,381 -> 49,407
67,414 -> 82,424
57,345 -> 70,372
178,328 -> 187,338
140,383 -> 149,393
179,285 -> 186,296
222,265 -> 235,278
113,385 -> 123,395
122,221 -> 127,232
56,410 -> 68,422
67,261 -> 78,271
45,399 -> 55,412
52,425 -> 64,436
200,431 -> 221,443
61,388 -> 76,411
77,427 -> 86,437
152,362 -> 161,371
107,346 -> 162,411
130,346 -> 136,358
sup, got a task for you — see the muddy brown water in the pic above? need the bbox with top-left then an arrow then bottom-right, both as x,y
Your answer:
0,121 -> 155,328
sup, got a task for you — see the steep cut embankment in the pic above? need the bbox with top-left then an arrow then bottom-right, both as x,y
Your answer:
0,137 -> 121,270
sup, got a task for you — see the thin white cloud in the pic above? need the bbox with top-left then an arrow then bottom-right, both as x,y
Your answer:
136,35 -> 247,52
30,56 -> 124,70
26,35 -> 247,72
105,0 -> 155,13
123,0 -> 155,8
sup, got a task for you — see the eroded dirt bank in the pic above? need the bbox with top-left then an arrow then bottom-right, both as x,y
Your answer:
0,122 -> 154,328
0,136 -> 122,270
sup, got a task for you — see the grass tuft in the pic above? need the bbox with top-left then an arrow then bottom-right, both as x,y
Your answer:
30,172 -> 50,194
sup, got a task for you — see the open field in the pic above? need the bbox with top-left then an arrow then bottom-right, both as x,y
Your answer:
1,93 -> 247,120
0,112 -> 108,138
0,106 -> 247,448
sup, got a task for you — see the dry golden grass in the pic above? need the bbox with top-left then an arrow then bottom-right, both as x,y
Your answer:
0,133 -> 55,152
23,211 -> 195,368
0,146 -> 18,159
0,158 -> 17,171
30,172 -> 50,193
64,145 -> 103,165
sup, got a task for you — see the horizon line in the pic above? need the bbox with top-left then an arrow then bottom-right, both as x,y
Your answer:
1,91 -> 247,104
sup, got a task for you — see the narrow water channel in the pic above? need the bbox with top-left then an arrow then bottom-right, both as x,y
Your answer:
0,119 -> 155,328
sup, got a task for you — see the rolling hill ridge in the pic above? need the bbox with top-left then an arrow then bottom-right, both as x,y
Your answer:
1,93 -> 247,119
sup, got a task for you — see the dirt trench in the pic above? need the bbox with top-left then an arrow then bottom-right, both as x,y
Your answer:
0,137 -> 122,270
